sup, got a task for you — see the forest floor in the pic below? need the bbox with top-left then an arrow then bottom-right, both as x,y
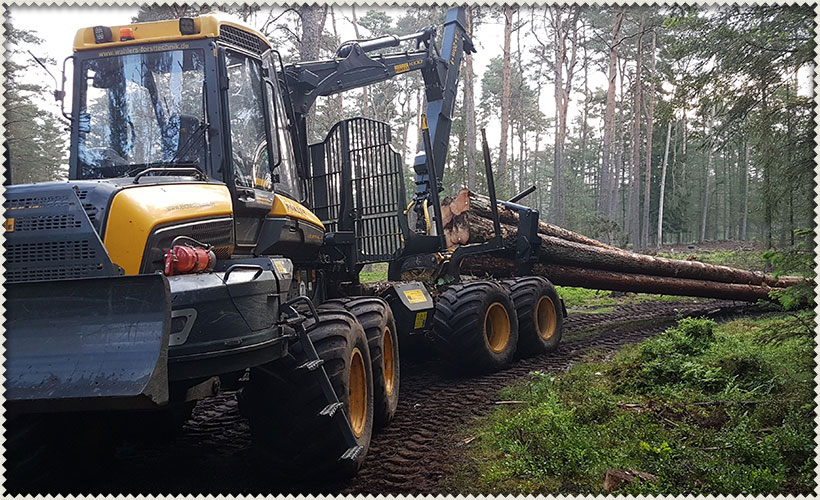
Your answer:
8,299 -> 777,496
7,248 -> 814,496
447,312 -> 816,496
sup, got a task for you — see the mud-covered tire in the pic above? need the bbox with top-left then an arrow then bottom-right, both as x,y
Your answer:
242,308 -> 374,480
504,276 -> 564,356
433,280 -> 519,373
321,297 -> 400,428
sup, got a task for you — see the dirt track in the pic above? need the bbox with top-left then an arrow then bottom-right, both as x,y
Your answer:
10,299 -> 758,496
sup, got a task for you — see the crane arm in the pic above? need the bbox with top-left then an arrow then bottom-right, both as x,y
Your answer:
283,7 -> 474,213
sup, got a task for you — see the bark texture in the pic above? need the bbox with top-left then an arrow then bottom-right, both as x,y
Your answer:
460,258 -> 780,302
441,190 -> 809,300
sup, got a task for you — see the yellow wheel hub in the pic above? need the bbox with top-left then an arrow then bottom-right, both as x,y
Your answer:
348,347 -> 367,438
484,302 -> 511,353
383,328 -> 395,396
535,296 -> 557,341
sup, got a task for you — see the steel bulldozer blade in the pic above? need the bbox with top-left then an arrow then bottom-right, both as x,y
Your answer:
4,274 -> 171,413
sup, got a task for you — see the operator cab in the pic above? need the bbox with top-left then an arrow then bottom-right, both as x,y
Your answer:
67,14 -> 319,257
70,15 -> 300,195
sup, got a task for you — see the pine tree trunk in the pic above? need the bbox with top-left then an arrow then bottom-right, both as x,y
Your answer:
700,105 -> 715,243
298,5 -> 328,141
464,7 -> 477,191
499,5 -> 513,195
641,30 -> 656,249
627,21 -> 643,250
329,7 -> 344,123
742,141 -> 749,240
599,8 -> 623,221
350,6 -> 368,118
657,119 -> 672,248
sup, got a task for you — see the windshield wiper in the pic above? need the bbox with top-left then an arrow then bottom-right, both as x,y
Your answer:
171,120 -> 209,165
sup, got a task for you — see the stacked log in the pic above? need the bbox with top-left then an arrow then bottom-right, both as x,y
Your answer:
441,189 -> 809,302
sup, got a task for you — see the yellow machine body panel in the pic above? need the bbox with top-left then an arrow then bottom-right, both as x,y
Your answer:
73,13 -> 270,51
270,194 -> 325,230
103,183 -> 234,275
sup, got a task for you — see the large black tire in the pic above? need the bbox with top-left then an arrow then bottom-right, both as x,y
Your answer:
504,276 -> 564,357
242,308 -> 374,480
433,280 -> 519,373
321,297 -> 400,428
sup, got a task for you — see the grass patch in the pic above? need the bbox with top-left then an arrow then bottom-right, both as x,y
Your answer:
452,313 -> 816,495
359,262 -> 388,283
556,286 -> 702,308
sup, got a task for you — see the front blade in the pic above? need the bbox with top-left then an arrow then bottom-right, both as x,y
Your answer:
4,274 -> 171,412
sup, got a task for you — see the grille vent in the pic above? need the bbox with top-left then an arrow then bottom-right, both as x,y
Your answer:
3,185 -> 116,283
4,195 -> 72,210
219,25 -> 268,55
14,215 -> 83,232
6,240 -> 96,264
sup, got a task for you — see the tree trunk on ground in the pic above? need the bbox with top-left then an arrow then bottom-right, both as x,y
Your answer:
444,189 -> 617,249
459,258 -> 784,302
464,6 -> 477,191
442,194 -> 804,289
657,119 -> 672,248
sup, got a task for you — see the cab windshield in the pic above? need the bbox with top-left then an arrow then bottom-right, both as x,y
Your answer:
77,48 -> 207,179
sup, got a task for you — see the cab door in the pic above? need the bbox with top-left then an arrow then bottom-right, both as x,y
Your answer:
222,48 -> 278,252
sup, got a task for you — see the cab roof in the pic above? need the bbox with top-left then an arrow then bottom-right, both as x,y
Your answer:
73,12 -> 270,52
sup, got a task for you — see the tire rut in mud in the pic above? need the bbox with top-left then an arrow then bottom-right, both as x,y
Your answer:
13,300 -> 757,496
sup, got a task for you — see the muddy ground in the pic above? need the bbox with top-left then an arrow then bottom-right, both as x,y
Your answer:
8,299 -> 759,496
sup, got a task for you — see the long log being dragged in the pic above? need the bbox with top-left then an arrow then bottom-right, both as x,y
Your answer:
445,210 -> 806,289
460,257 -> 783,302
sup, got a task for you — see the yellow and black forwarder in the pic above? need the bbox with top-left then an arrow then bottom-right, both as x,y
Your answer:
5,5 -> 565,484
3,8 -> 473,481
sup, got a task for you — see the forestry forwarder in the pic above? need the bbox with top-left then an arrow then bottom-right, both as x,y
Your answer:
3,6 -> 564,484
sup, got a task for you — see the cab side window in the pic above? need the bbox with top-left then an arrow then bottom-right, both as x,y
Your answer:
265,68 -> 299,198
225,51 -> 272,191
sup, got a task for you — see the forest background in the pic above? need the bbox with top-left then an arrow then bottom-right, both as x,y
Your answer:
5,3 -> 816,251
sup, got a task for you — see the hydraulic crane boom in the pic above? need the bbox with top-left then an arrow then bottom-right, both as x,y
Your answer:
284,7 -> 474,229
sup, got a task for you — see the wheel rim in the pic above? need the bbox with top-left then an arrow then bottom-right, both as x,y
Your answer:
484,302 -> 511,353
536,296 -> 557,341
383,327 -> 395,396
348,347 -> 367,438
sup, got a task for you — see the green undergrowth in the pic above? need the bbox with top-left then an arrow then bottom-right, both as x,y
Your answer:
656,249 -> 771,273
556,286 -> 701,308
360,262 -> 389,283
451,313 -> 816,496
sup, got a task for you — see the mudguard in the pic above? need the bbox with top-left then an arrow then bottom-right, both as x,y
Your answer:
4,274 -> 171,413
